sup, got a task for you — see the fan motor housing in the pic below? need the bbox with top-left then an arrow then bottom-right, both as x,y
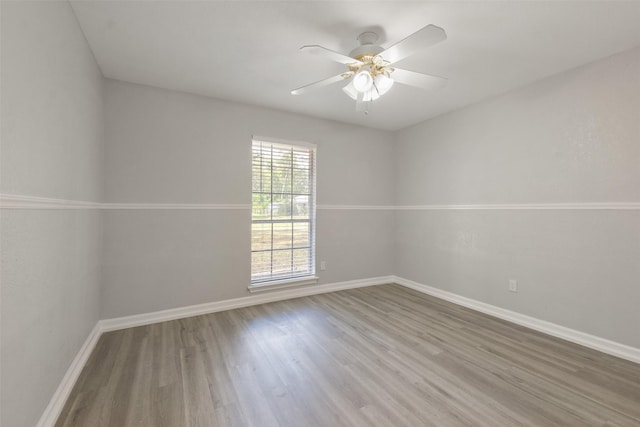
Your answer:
349,44 -> 384,60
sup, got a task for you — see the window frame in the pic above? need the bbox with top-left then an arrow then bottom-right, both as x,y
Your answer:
249,136 -> 317,291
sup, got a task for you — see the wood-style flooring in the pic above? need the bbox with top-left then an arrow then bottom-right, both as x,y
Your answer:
56,284 -> 640,426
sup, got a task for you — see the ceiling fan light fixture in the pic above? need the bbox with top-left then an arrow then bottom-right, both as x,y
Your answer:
374,74 -> 394,96
352,69 -> 374,93
342,81 -> 358,100
343,74 -> 393,102
292,24 -> 448,111
343,81 -> 381,101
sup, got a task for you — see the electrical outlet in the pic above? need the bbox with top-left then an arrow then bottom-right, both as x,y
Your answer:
320,261 -> 326,271
508,279 -> 518,293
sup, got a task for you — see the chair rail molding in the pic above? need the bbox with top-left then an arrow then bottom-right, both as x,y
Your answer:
4,193 -> 637,211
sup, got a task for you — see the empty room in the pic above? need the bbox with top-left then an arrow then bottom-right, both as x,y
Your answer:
2,1 -> 640,426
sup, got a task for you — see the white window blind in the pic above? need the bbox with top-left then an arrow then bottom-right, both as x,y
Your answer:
251,138 -> 316,284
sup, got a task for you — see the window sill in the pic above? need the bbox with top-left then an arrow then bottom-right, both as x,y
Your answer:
248,276 -> 319,293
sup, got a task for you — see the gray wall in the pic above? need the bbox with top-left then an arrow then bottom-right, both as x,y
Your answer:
394,47 -> 640,348
0,2 -> 104,426
101,80 -> 394,318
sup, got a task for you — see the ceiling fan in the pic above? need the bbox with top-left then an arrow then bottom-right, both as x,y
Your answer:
291,24 -> 448,112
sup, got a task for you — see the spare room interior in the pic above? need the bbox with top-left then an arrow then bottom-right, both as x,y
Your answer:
1,1 -> 640,426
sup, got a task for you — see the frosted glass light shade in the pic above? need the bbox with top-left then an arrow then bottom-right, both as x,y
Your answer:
343,73 -> 395,102
352,70 -> 374,92
374,74 -> 394,96
342,81 -> 358,100
343,82 -> 379,101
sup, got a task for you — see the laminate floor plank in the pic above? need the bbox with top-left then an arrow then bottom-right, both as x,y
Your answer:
56,284 -> 640,426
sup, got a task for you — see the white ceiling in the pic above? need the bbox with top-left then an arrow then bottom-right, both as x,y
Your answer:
70,1 -> 640,131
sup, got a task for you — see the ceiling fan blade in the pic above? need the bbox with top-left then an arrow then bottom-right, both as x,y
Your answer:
382,24 -> 446,65
291,73 -> 348,95
391,68 -> 447,90
301,45 -> 362,65
355,92 -> 367,112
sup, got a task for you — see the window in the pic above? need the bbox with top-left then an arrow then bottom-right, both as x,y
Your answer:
251,137 -> 316,286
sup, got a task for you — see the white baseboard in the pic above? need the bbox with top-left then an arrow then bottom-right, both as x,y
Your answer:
392,276 -> 640,365
36,323 -> 102,427
100,275 -> 393,332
